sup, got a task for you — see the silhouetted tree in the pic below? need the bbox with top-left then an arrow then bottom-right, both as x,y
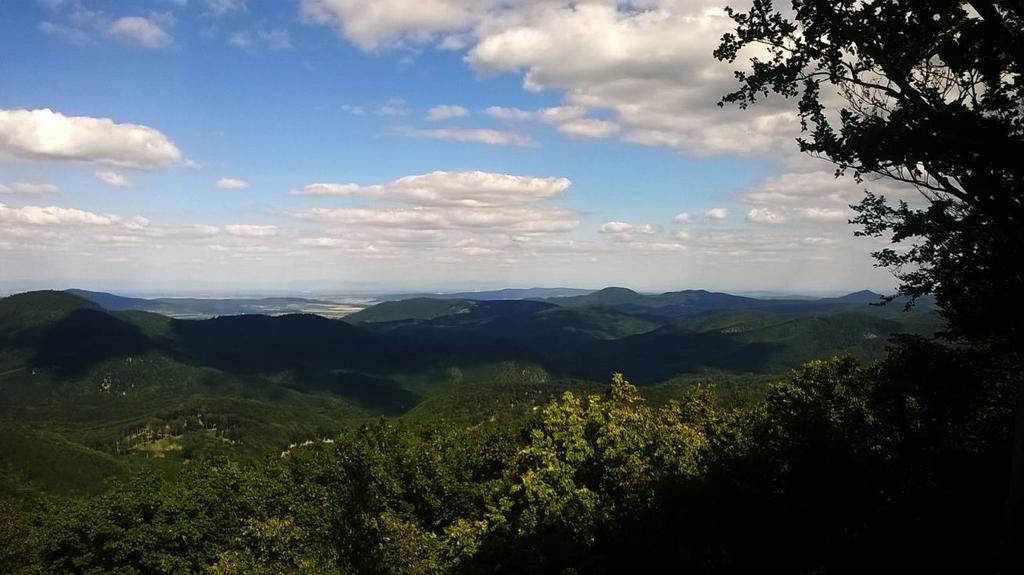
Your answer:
715,0 -> 1023,563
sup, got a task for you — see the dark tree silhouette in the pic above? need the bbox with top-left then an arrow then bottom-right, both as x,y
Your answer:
715,0 -> 1023,562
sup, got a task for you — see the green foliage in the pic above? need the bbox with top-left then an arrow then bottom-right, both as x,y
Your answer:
0,500 -> 35,575
344,297 -> 478,324
0,423 -> 126,498
8,352 -> 1013,573
2,292 -> 1014,572
473,374 -> 706,572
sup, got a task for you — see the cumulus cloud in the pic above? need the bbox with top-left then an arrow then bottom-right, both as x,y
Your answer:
287,178 -> 585,260
795,207 -> 848,222
0,202 -> 120,226
746,208 -> 787,224
743,171 -> 866,206
427,105 -> 470,121
39,3 -> 176,48
395,127 -> 537,147
486,104 -> 619,139
706,207 -> 729,221
217,177 -> 249,190
556,117 -> 620,139
95,170 -> 129,187
298,0 -> 480,50
298,207 -> 446,229
295,206 -> 579,235
600,221 -> 634,234
146,223 -> 221,239
293,183 -> 361,197
292,170 -> 570,207
225,224 -> 278,237
470,3 -> 798,155
107,15 -> 174,47
673,212 -> 692,224
447,207 -> 579,234
0,108 -> 185,168
299,2 -> 805,155
0,182 -> 59,195
599,220 -> 661,243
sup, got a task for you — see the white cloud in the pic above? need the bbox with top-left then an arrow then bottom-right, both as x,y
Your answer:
299,207 -> 446,229
600,221 -> 634,234
427,105 -> 470,121
107,15 -> 174,48
300,2 -> 803,155
743,171 -> 865,206
94,170 -> 129,187
465,3 -> 796,155
298,0 -> 480,50
486,106 -> 533,121
292,183 -> 361,197
598,220 -> 662,245
39,5 -> 177,48
485,104 -> 618,139
674,230 -> 690,240
555,117 -> 620,139
292,170 -> 570,207
447,207 -> 579,234
706,207 -> 729,221
0,202 -> 120,226
225,224 -> 278,237
673,212 -> 691,224
294,205 -> 579,235
795,207 -> 848,222
0,108 -> 185,168
145,223 -> 221,239
801,236 -> 840,246
37,2 -> 101,45
217,177 -> 249,190
746,208 -> 787,224
320,228 -> 446,244
292,168 -> 573,206
396,127 -> 537,147
0,182 -> 59,195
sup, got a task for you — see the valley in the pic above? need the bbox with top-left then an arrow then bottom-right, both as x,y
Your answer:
0,286 -> 939,498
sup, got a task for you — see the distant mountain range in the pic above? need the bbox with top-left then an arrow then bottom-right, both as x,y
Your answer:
66,289 -> 360,319
349,286 -> 925,323
3,287 -> 938,385
0,287 -> 941,496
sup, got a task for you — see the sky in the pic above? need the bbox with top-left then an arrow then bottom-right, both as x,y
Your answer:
0,0 -> 907,295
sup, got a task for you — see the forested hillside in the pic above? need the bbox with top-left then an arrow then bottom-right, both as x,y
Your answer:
2,349 -> 1012,573
1,284 -> 1001,573
0,287 -> 936,495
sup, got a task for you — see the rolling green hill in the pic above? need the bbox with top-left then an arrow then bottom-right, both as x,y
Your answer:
0,288 -> 942,497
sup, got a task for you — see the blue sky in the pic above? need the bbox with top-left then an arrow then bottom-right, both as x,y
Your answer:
0,0 -> 900,295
